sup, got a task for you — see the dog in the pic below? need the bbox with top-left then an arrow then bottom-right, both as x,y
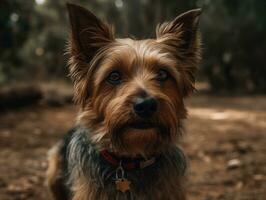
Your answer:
46,3 -> 201,200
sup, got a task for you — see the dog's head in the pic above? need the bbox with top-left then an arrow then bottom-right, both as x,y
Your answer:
66,4 -> 201,157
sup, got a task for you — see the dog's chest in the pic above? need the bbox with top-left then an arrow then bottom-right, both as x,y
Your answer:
67,132 -> 186,200
71,167 -> 184,200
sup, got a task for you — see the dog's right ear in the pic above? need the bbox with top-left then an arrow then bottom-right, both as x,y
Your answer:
67,3 -> 114,62
66,3 -> 114,106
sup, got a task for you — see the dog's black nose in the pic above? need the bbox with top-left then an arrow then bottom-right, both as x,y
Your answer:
133,97 -> 157,118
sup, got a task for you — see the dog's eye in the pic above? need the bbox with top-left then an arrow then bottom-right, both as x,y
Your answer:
107,71 -> 122,85
156,69 -> 168,82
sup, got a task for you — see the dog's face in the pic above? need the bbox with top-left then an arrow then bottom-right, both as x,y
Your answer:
67,4 -> 201,156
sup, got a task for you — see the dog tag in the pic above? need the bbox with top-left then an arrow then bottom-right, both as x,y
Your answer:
115,178 -> 131,193
115,162 -> 131,193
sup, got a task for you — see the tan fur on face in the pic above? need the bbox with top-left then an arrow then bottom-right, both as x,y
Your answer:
75,39 -> 186,156
67,5 -> 201,157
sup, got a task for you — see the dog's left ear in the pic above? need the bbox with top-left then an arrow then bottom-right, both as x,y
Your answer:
156,9 -> 202,96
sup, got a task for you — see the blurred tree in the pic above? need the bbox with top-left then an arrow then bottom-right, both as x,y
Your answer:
20,0 -> 68,79
199,0 -> 266,93
0,0 -> 35,83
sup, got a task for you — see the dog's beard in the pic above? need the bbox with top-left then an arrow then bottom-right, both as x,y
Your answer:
108,118 -> 177,157
78,98 -> 183,157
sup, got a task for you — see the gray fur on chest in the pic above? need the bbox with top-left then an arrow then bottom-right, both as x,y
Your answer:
66,128 -> 186,200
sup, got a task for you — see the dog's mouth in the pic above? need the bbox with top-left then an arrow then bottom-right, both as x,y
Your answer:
111,120 -> 171,155
127,122 -> 155,130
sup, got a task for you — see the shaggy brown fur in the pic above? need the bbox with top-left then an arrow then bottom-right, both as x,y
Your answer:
47,3 -> 201,200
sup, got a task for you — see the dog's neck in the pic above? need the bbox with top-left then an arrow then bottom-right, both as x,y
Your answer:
99,149 -> 157,170
66,126 -> 187,198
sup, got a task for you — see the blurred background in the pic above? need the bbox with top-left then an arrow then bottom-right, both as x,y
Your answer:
0,0 -> 265,200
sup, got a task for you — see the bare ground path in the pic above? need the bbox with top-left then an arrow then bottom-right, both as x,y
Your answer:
0,95 -> 265,200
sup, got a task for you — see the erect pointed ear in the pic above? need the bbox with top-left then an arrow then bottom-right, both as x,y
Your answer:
156,9 -> 202,97
66,3 -> 114,106
156,8 -> 201,53
67,3 -> 114,62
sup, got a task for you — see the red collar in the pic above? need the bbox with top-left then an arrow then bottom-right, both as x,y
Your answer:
100,150 -> 157,170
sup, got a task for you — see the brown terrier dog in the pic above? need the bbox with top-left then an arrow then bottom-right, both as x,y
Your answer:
46,3 -> 201,200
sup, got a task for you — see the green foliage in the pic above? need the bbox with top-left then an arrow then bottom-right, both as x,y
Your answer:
0,0 -> 35,84
0,0 -> 265,93
199,0 -> 266,93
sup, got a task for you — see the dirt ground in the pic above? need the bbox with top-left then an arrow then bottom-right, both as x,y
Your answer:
0,94 -> 265,200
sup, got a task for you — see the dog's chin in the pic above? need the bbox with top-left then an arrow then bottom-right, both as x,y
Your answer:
115,123 -> 161,157
123,128 -> 158,143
